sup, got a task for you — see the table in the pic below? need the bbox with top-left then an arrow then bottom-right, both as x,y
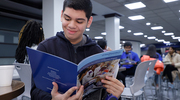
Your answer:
0,80 -> 25,100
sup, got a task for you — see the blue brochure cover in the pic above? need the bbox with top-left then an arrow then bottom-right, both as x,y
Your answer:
26,47 -> 123,94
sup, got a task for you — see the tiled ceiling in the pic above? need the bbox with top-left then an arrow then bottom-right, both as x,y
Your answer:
0,0 -> 180,45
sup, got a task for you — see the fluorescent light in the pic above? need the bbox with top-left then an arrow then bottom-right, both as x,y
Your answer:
144,35 -> 147,37
178,39 -> 180,42
101,32 -> 106,35
179,10 -> 180,12
124,2 -> 146,10
94,36 -> 103,39
86,28 -> 90,31
127,30 -> 131,33
122,41 -> 125,43
163,41 -> 170,44
162,30 -> 166,33
164,0 -> 178,3
157,39 -> 165,42
140,44 -> 145,47
128,15 -> 145,20
133,32 -> 143,36
146,22 -> 151,26
164,32 -> 174,36
172,37 -> 180,39
151,26 -> 163,30
147,36 -> 156,39
119,26 -> 124,29
155,39 -> 158,41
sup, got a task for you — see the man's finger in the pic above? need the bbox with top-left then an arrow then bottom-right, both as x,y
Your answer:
64,86 -> 78,98
51,82 -> 59,95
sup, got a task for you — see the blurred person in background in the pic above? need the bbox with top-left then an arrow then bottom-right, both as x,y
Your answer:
97,39 -> 112,52
162,47 -> 180,88
15,20 -> 44,64
141,45 -> 164,89
176,48 -> 180,55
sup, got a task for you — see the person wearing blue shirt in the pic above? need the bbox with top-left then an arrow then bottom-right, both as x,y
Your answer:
120,42 -> 140,76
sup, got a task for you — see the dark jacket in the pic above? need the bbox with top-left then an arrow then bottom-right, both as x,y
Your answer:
30,31 -> 103,100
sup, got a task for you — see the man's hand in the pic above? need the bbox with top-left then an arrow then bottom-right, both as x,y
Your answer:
51,82 -> 84,100
101,76 -> 124,99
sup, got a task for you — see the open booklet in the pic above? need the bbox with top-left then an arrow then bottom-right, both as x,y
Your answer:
26,47 -> 123,94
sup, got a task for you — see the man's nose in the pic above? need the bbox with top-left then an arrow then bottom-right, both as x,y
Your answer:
68,21 -> 76,28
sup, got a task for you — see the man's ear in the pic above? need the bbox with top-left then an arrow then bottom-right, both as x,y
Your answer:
87,16 -> 93,28
61,10 -> 63,22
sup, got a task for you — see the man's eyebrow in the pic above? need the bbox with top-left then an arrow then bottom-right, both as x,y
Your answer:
64,14 -> 71,18
64,13 -> 86,21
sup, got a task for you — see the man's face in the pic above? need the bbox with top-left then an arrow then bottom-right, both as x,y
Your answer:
124,46 -> 132,53
61,7 -> 93,44
168,47 -> 174,54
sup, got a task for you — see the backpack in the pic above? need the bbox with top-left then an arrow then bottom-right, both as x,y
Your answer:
141,55 -> 164,75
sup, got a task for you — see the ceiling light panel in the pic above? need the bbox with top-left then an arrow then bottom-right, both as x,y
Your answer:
94,36 -> 103,39
101,32 -> 106,35
164,0 -> 178,3
128,15 -> 145,20
151,26 -> 163,30
119,26 -> 124,29
164,32 -> 174,36
147,36 -> 156,39
124,2 -> 146,10
133,32 -> 143,36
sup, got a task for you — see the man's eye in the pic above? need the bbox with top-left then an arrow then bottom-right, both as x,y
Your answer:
65,17 -> 70,21
77,21 -> 83,24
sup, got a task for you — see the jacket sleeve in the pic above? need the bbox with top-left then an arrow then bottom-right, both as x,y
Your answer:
174,54 -> 180,68
30,43 -> 52,100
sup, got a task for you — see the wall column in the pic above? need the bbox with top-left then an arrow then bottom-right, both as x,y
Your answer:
104,14 -> 122,50
43,0 -> 63,39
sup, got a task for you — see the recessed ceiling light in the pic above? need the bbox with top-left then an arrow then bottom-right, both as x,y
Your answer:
151,26 -> 163,30
172,37 -> 180,39
146,22 -> 151,26
86,28 -> 90,31
128,15 -> 145,20
101,32 -> 106,35
157,39 -> 165,42
122,41 -> 125,43
147,36 -> 156,39
163,41 -> 170,44
164,32 -> 174,36
140,44 -> 145,47
127,30 -> 131,33
179,10 -> 180,12
94,36 -> 103,39
119,26 -> 124,29
133,32 -> 143,36
162,30 -> 166,33
144,35 -> 147,37
163,0 -> 178,3
124,2 -> 146,10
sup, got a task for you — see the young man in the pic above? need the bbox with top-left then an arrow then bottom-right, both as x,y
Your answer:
30,0 -> 124,100
120,42 -> 140,76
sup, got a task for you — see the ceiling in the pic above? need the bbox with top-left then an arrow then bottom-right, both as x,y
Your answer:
0,0 -> 180,45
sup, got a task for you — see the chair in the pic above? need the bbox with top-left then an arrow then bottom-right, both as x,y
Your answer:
13,63 -> 32,100
121,60 -> 157,100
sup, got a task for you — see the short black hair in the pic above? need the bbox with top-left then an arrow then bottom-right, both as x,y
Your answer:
169,46 -> 175,50
63,0 -> 92,20
124,42 -> 132,47
97,40 -> 107,49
